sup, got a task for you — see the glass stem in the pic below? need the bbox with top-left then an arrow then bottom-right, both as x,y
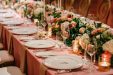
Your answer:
91,55 -> 93,63
94,54 -> 96,63
84,50 -> 87,60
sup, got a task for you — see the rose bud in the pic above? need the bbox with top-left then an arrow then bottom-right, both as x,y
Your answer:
97,28 -> 106,33
87,44 -> 93,50
79,27 -> 86,34
91,29 -> 98,35
68,18 -> 72,21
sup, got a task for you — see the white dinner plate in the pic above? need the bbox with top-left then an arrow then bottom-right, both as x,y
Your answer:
24,40 -> 55,49
11,27 -> 37,35
0,13 -> 14,18
0,9 -> 8,13
19,36 -> 34,41
3,14 -> 14,18
2,19 -> 24,25
43,55 -> 83,70
35,51 -> 58,58
7,26 -> 21,30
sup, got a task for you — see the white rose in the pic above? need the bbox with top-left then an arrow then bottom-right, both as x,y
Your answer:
102,23 -> 110,28
79,27 -> 86,34
79,33 -> 90,49
36,1 -> 44,8
46,5 -> 55,11
60,16 -> 67,21
103,39 -> 113,54
14,3 -> 21,9
72,40 -> 79,53
33,8 -> 44,16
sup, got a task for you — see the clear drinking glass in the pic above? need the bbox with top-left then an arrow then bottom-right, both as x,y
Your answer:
55,32 -> 63,49
86,44 -> 96,72
41,19 -> 47,31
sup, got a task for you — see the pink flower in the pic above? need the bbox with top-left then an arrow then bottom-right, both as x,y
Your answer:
79,27 -> 86,34
67,18 -> 72,21
71,21 -> 77,27
87,44 -> 93,51
91,29 -> 98,35
91,28 -> 105,35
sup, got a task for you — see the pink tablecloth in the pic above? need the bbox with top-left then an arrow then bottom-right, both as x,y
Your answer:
0,16 -> 113,75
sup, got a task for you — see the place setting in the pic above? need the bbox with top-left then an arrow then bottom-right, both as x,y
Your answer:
0,8 -> 10,13
35,51 -> 59,58
2,19 -> 24,25
0,0 -> 113,75
43,55 -> 84,74
24,40 -> 56,49
11,27 -> 37,35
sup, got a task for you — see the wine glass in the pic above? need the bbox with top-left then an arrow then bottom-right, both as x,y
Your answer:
55,32 -> 63,49
41,18 -> 47,31
24,19 -> 32,26
87,44 -> 96,62
87,14 -> 98,21
86,44 -> 96,72
93,38 -> 98,63
60,30 -> 70,49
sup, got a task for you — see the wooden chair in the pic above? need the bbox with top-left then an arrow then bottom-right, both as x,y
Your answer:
78,0 -> 91,17
0,50 -> 14,67
0,66 -> 24,75
107,0 -> 113,28
97,0 -> 111,23
64,0 -> 75,11
0,32 -> 14,67
72,0 -> 81,13
0,43 -> 3,50
87,0 -> 103,15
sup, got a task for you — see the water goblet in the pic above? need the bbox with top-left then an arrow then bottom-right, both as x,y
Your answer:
86,44 -> 97,72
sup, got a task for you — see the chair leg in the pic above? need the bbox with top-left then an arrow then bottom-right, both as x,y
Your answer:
0,61 -> 14,67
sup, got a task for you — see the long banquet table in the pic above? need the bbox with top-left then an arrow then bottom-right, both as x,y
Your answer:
0,8 -> 113,75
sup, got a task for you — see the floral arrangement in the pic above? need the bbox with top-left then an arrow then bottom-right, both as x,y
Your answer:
46,9 -> 76,35
14,1 -> 44,22
46,8 -> 113,66
13,2 -> 113,66
1,0 -> 13,8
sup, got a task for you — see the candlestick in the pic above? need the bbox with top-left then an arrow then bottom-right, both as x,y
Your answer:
98,61 -> 110,72
60,0 -> 61,9
44,0 -> 45,18
47,24 -> 52,37
98,51 -> 111,72
58,0 -> 59,8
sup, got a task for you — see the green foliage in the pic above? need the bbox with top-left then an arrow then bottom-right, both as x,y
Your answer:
66,18 -> 86,46
52,9 -> 61,18
52,27 -> 60,35
94,22 -> 102,28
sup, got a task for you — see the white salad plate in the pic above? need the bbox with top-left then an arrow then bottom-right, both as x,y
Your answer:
43,55 -> 83,70
24,40 -> 55,49
35,51 -> 58,58
2,19 -> 24,25
11,27 -> 37,35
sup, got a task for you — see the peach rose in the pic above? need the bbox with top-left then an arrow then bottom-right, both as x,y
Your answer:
67,18 -> 72,21
79,27 -> 86,34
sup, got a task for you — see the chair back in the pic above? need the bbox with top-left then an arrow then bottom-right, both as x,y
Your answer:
107,0 -> 113,28
97,0 -> 111,23
72,0 -> 81,13
65,0 -> 75,10
79,0 -> 91,17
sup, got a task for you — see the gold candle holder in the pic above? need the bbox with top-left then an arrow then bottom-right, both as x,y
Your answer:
47,24 -> 52,37
98,51 -> 111,72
